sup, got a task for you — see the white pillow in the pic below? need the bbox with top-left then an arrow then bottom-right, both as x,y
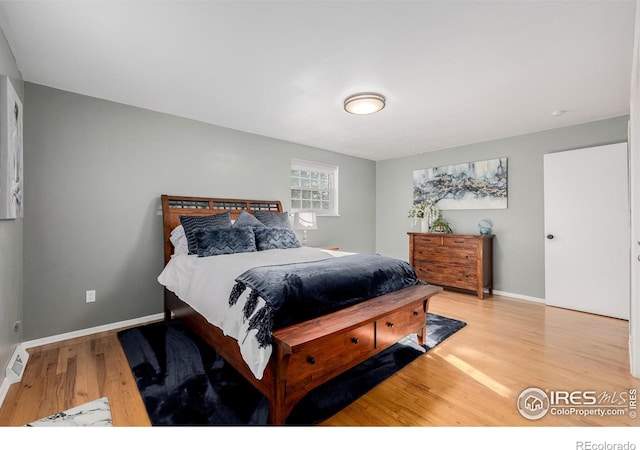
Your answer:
170,225 -> 189,256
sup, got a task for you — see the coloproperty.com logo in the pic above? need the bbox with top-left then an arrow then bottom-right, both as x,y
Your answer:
517,387 -> 638,420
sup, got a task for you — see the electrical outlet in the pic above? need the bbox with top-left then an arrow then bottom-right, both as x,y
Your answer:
13,321 -> 20,333
86,290 -> 96,303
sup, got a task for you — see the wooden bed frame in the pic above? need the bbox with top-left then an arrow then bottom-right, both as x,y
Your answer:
161,194 -> 443,425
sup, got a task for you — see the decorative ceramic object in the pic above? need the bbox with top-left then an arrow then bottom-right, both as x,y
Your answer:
478,219 -> 492,235
421,217 -> 430,232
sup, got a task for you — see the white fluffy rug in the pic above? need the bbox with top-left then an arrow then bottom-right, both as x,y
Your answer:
26,397 -> 112,427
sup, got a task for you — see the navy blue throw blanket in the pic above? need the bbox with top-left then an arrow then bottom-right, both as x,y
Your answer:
228,253 -> 425,348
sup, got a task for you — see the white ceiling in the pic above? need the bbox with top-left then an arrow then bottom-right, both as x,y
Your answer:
0,1 -> 635,161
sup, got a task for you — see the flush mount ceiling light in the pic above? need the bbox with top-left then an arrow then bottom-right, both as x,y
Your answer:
344,93 -> 386,115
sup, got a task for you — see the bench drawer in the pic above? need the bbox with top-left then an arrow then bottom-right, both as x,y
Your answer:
286,322 -> 376,392
376,300 -> 426,350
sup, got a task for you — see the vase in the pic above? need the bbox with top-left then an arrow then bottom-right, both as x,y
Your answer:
420,217 -> 430,233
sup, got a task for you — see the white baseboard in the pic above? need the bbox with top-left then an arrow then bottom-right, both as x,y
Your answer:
492,290 -> 545,304
20,312 -> 164,350
0,312 -> 164,410
0,376 -> 10,410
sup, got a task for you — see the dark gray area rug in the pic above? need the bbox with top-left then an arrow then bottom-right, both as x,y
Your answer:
118,312 -> 466,426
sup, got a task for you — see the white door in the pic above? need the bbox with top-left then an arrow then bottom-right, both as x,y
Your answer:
543,143 -> 630,320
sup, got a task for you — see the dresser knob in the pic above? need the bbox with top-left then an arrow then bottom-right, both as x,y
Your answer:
387,322 -> 394,328
306,356 -> 316,365
351,337 -> 359,344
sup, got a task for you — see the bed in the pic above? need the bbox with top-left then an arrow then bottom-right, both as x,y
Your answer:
158,194 -> 443,425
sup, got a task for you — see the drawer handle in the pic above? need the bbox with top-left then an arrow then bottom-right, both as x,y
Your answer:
386,322 -> 394,328
454,240 -> 465,244
413,311 -> 419,316
306,356 -> 316,365
351,337 -> 359,344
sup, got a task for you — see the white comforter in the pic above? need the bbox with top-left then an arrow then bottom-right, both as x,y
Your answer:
157,247 -> 349,380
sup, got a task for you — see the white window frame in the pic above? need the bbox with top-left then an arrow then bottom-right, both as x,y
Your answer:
290,159 -> 339,216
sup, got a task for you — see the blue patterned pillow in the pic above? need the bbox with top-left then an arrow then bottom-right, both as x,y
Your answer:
180,212 -> 233,254
254,227 -> 301,251
254,211 -> 291,228
233,210 -> 266,228
193,227 -> 257,257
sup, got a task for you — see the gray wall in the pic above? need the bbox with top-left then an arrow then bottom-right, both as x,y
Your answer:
23,83 -> 376,340
18,84 -> 631,340
0,28 -> 23,377
376,116 -> 629,299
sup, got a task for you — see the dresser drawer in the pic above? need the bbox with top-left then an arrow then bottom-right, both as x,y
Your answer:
413,245 -> 477,265
415,263 -> 478,291
286,322 -> 375,392
413,234 -> 442,247
376,301 -> 426,350
442,235 -> 478,249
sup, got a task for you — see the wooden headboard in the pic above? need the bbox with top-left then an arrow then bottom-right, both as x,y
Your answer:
161,194 -> 284,265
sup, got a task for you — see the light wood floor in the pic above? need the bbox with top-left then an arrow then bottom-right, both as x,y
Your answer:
1,290 -> 638,427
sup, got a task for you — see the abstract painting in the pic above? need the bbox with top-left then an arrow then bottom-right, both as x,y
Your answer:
413,158 -> 507,210
0,75 -> 23,219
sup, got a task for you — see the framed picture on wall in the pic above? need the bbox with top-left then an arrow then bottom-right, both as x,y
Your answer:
413,157 -> 508,210
0,75 -> 23,219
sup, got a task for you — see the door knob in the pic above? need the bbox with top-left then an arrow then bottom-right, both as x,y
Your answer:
546,234 -> 554,240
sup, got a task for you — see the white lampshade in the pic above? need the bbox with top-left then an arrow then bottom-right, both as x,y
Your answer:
293,212 -> 317,230
344,93 -> 386,115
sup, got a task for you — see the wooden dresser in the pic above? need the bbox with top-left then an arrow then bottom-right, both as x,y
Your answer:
408,232 -> 494,299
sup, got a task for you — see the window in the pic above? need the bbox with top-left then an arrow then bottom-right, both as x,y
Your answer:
290,159 -> 338,216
